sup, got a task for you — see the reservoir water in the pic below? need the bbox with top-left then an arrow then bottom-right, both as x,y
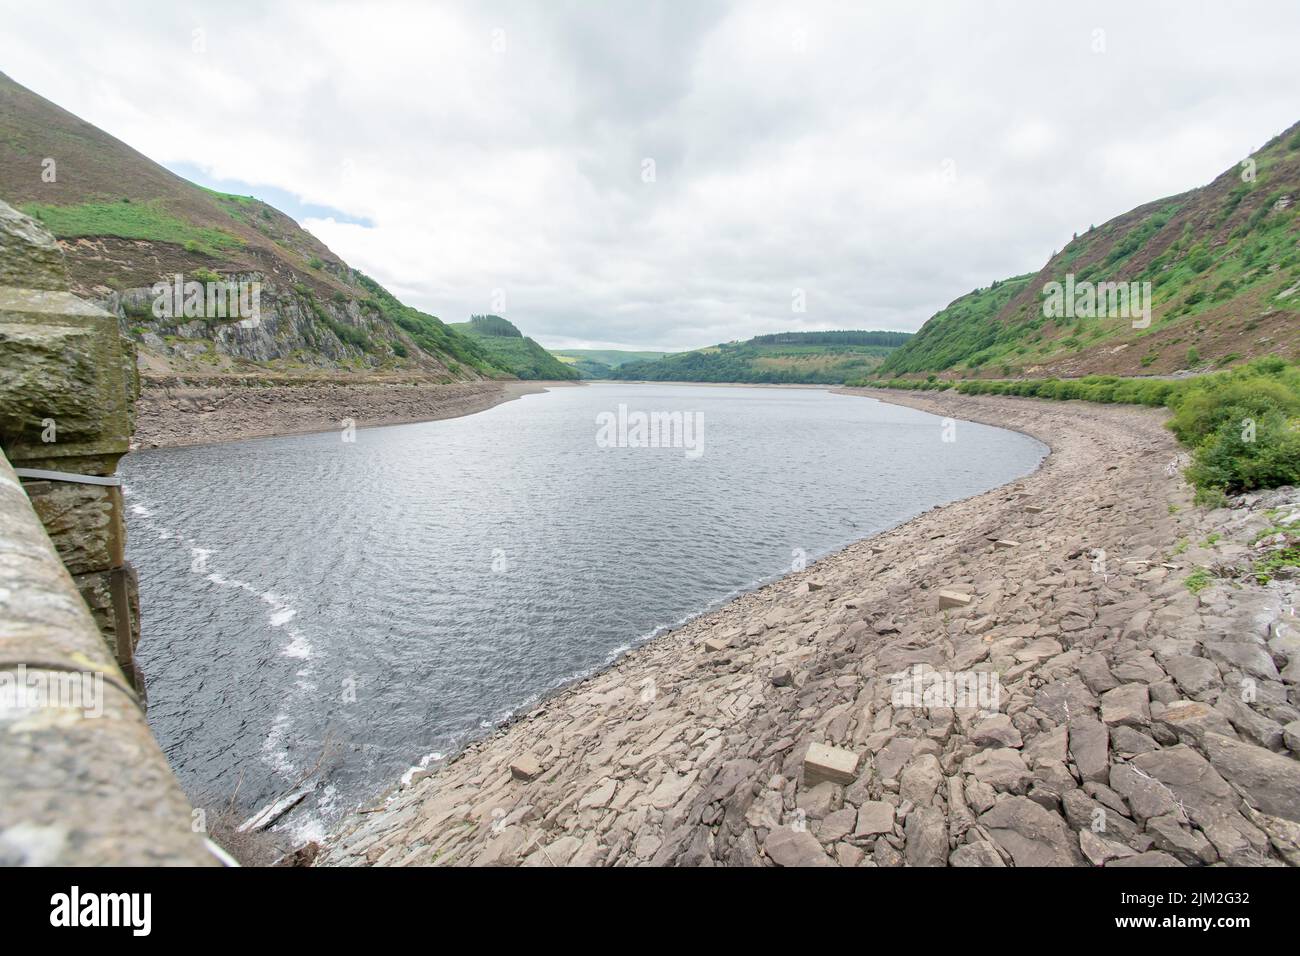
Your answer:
120,383 -> 1046,840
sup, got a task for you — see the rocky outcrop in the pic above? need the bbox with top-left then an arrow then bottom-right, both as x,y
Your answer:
318,391 -> 1299,867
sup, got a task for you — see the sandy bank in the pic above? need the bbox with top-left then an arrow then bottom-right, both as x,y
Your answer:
317,390 -> 1299,867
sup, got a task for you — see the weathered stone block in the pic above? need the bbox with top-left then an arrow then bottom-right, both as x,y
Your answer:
0,202 -> 136,469
938,590 -> 972,609
803,741 -> 860,785
25,480 -> 125,575
0,293 -> 136,467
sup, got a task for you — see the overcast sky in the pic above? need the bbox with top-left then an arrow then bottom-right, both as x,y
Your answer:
3,1 -> 1298,350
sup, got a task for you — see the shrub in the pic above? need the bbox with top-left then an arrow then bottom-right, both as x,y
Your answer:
1184,409 -> 1300,493
1166,375 -> 1300,445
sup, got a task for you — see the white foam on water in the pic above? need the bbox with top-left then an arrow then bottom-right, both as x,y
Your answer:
124,485 -> 320,817
400,751 -> 447,787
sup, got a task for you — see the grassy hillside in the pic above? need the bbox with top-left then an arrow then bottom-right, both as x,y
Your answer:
450,315 -> 579,381
878,120 -> 1300,380
0,71 -> 505,380
609,330 -> 911,384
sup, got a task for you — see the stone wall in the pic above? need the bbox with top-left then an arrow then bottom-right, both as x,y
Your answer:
0,199 -> 211,865
0,200 -> 143,690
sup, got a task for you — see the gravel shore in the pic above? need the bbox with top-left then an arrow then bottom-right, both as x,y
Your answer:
317,390 -> 1300,867
132,378 -> 568,449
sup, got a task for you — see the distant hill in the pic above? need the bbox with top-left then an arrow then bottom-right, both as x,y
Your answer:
877,120 -> 1300,381
450,315 -> 579,381
0,71 -> 507,381
551,348 -> 674,379
607,330 -> 911,384
553,348 -> 671,367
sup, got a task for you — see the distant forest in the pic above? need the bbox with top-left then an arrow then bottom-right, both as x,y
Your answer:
748,330 -> 912,347
468,314 -> 522,337
605,329 -> 912,384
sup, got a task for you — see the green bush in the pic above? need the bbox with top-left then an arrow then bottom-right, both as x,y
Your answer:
1166,375 -> 1300,445
1184,409 -> 1300,493
931,357 -> 1300,496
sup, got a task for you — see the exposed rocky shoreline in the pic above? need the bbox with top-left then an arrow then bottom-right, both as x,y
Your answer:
317,390 -> 1300,867
132,377 -> 569,449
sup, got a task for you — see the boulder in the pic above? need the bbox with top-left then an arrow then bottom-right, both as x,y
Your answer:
903,807 -> 948,866
978,796 -> 1083,866
971,714 -> 1023,749
1068,716 -> 1110,784
1099,683 -> 1150,728
964,748 -> 1033,793
1163,655 -> 1223,699
1203,642 -> 1279,682
1200,732 -> 1300,823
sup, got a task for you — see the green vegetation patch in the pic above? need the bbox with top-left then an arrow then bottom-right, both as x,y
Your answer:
21,199 -> 243,256
451,316 -> 578,380
353,273 -> 508,377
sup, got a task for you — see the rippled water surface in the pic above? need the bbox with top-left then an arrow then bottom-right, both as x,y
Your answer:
121,383 -> 1045,839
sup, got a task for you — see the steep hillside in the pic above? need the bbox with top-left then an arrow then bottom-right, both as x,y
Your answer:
0,71 -> 505,382
609,330 -> 911,384
449,315 -> 579,381
879,120 -> 1300,380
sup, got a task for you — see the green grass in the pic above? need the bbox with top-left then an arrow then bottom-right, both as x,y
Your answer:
1185,567 -> 1212,594
1252,538 -> 1300,584
21,199 -> 243,256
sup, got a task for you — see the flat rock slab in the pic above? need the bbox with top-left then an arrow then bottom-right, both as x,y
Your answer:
764,827 -> 833,867
509,755 -> 543,781
854,801 -> 895,836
